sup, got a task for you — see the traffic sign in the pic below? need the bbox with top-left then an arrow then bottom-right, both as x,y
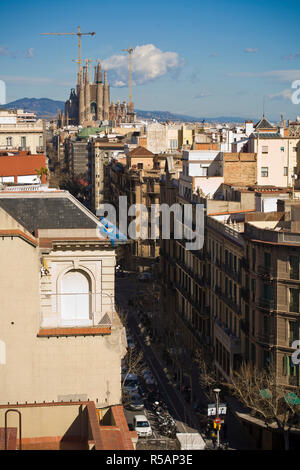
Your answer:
214,417 -> 221,424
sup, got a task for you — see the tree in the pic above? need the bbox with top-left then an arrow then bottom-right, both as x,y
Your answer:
35,166 -> 49,183
228,362 -> 300,450
193,347 -> 219,402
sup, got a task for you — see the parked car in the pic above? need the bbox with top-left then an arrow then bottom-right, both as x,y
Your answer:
123,373 -> 140,393
133,414 -> 152,437
124,391 -> 145,411
138,272 -> 152,282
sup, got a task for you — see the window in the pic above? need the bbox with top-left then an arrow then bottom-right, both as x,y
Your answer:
289,255 -> 299,280
290,288 -> 299,313
261,167 -> 268,177
39,135 -> 43,147
284,167 -> 288,176
293,147 -> 298,152
262,146 -> 268,154
137,163 -> 143,169
264,252 -> 271,269
6,137 -> 12,146
283,356 -> 298,377
289,321 -> 299,346
21,136 -> 26,149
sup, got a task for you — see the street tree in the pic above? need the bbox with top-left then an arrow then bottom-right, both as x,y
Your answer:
228,362 -> 300,450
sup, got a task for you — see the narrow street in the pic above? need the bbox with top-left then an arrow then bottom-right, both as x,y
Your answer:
116,272 -> 256,451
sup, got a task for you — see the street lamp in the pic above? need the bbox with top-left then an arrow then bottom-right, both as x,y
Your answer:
213,388 -> 221,449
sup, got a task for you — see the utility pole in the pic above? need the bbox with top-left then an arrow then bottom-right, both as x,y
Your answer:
214,388 -> 221,449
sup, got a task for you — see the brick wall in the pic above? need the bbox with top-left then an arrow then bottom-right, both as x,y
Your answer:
224,153 -> 257,185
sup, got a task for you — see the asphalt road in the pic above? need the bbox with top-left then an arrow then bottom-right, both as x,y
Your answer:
116,274 -> 199,436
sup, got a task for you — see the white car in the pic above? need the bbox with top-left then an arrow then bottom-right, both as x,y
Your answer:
133,414 -> 152,437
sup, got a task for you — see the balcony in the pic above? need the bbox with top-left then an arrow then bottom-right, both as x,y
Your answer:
256,332 -> 276,345
257,265 -> 275,279
40,292 -> 114,330
215,286 -> 241,314
214,318 -> 241,354
222,263 -> 242,284
257,298 -> 276,311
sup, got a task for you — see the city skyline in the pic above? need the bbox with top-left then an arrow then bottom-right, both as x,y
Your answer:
1,0 -> 300,120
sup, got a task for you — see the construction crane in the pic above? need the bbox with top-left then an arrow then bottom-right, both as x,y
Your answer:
121,45 -> 134,103
41,26 -> 96,77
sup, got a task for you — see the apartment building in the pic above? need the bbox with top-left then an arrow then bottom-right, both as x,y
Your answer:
159,154 -> 300,390
0,189 -> 126,407
0,109 -> 45,154
246,116 -> 300,187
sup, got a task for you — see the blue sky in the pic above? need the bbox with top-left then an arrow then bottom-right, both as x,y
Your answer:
1,0 -> 300,120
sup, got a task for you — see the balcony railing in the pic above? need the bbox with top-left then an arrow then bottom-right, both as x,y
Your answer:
257,298 -> 276,310
256,332 -> 276,345
40,292 -> 114,329
257,265 -> 276,278
214,318 -> 241,354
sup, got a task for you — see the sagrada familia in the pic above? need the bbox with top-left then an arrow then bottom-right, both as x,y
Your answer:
58,60 -> 135,127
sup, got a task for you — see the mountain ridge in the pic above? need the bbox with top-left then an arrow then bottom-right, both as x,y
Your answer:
3,97 -> 253,123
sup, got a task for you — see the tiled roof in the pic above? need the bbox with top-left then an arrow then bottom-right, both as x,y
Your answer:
0,197 -> 98,232
128,146 -> 155,157
254,115 -> 276,130
0,154 -> 46,177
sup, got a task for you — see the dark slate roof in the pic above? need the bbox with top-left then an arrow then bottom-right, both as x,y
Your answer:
254,115 -> 276,130
0,197 -> 98,233
251,132 -> 282,139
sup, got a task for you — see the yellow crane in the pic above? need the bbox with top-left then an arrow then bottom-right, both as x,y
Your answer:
41,26 -> 96,77
121,45 -> 134,103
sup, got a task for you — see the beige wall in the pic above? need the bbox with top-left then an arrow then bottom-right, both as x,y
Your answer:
0,226 -> 126,407
0,403 -> 89,440
0,120 -> 44,153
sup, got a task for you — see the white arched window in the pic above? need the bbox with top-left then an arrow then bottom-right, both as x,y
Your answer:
60,270 -> 91,326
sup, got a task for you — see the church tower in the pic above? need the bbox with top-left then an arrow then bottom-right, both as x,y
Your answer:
103,69 -> 110,121
96,60 -> 104,121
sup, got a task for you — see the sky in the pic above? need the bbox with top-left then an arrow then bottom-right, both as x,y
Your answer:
1,0 -> 300,121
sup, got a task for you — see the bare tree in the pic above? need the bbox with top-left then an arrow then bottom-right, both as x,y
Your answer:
228,362 -> 299,450
121,346 -> 145,391
193,347 -> 218,402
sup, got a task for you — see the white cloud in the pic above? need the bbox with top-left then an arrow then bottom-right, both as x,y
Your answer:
244,48 -> 258,53
194,91 -> 212,98
268,89 -> 292,100
25,48 -> 34,58
282,52 -> 300,61
228,69 -> 300,82
102,44 -> 183,87
0,45 -> 15,58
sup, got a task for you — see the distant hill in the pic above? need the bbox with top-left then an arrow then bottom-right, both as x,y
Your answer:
4,97 -> 249,123
135,109 -> 248,123
4,98 -> 65,118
